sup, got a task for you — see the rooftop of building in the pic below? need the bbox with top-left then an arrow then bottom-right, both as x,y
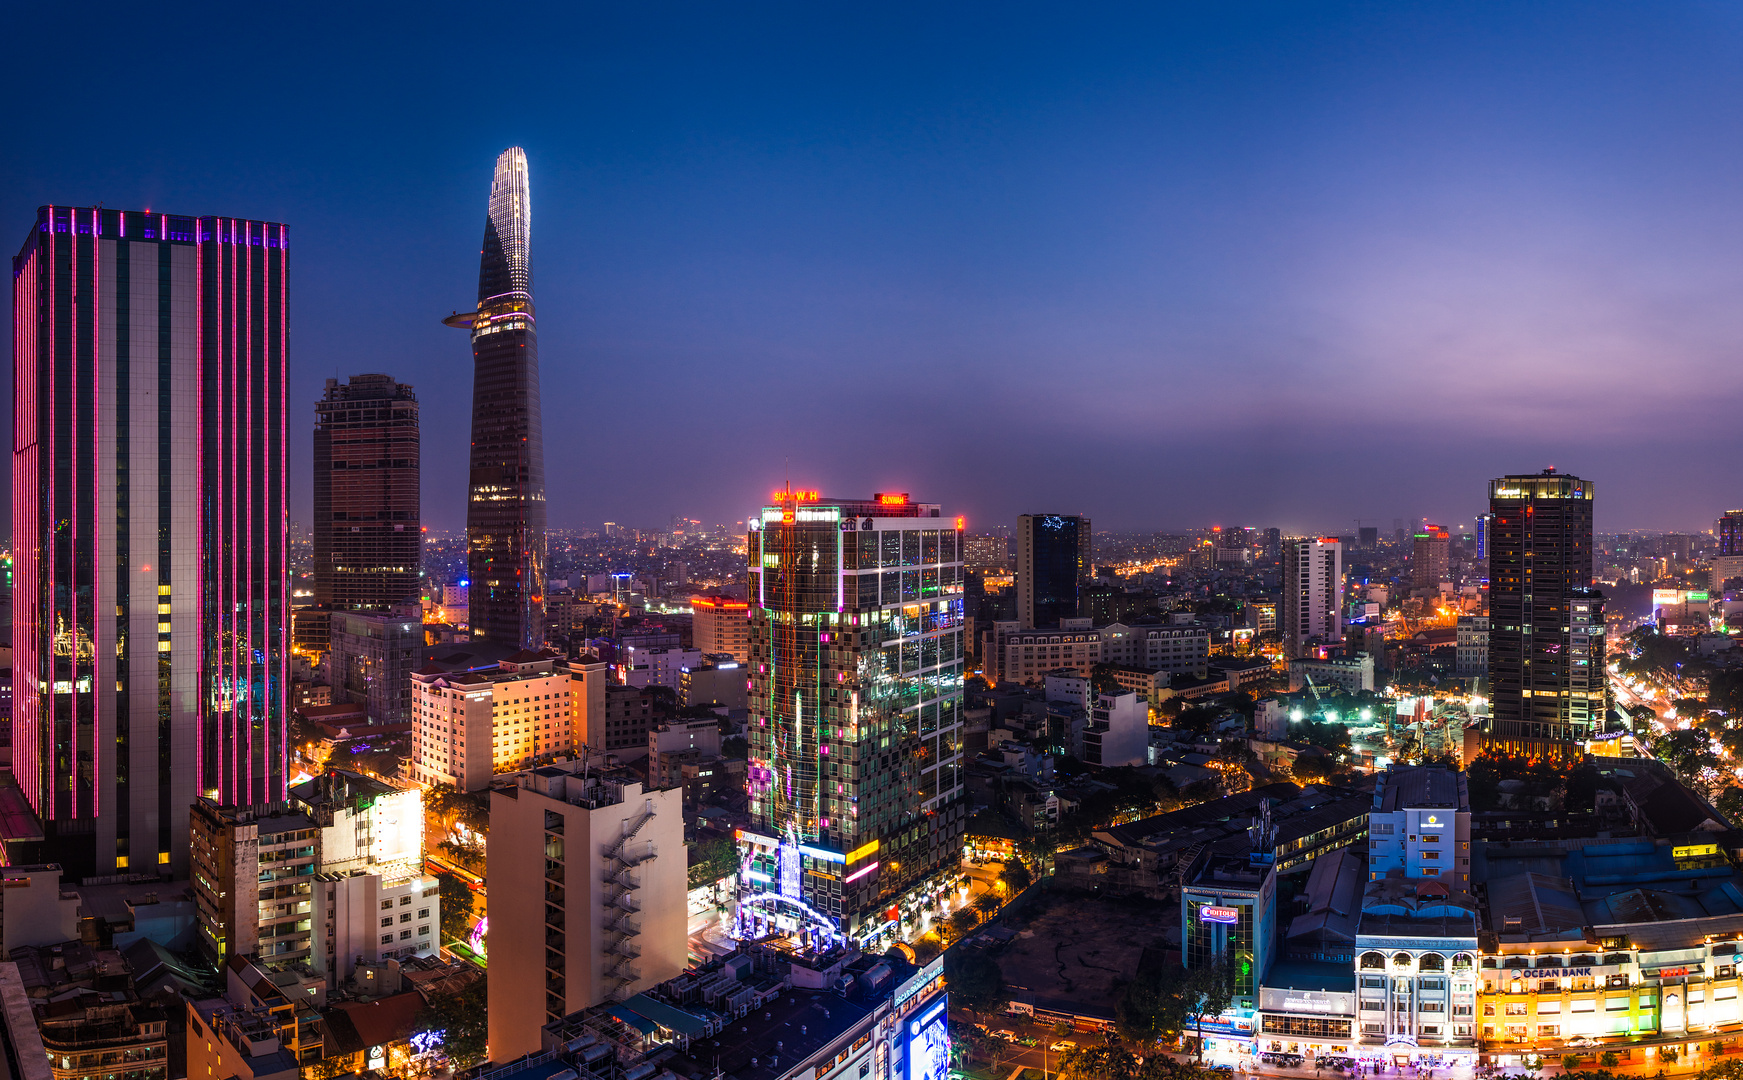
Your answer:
1262,959 -> 1356,994
1375,765 -> 1468,813
1478,836 -> 1743,940
191,799 -> 319,836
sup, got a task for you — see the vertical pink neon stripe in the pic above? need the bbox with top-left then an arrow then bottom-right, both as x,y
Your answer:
69,209 -> 78,819
90,208 -> 100,820
243,224 -> 253,801
194,227 -> 204,800
273,228 -> 284,797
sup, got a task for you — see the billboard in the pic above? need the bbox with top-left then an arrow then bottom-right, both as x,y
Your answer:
906,994 -> 950,1080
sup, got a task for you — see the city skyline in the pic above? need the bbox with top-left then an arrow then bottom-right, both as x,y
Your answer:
7,4 -> 1743,536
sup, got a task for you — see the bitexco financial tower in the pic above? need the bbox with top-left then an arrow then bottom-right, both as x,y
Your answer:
445,147 -> 547,650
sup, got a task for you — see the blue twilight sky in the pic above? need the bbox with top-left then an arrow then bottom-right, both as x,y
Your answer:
6,2 -> 1743,538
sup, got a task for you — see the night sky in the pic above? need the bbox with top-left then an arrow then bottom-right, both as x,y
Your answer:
7,3 -> 1743,537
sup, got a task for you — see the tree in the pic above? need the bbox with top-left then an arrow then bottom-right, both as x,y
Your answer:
436,872 -> 476,948
1001,859 -> 1033,894
974,892 -> 1001,915
1719,786 -> 1743,828
1184,954 -> 1241,1060
1058,1046 -> 1135,1080
1290,753 -> 1333,782
687,836 -> 739,890
1561,1055 -> 1581,1071
1598,1051 -> 1619,1069
950,908 -> 980,936
414,972 -> 488,1068
1116,963 -> 1189,1048
944,949 -> 1005,1019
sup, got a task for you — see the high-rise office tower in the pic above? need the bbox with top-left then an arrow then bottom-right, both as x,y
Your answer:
313,375 -> 420,611
1016,514 -> 1091,628
1720,510 -> 1743,556
738,491 -> 967,947
1483,470 -> 1604,761
1282,537 -> 1344,660
444,147 -> 546,650
12,206 -> 289,878
1411,524 -> 1450,591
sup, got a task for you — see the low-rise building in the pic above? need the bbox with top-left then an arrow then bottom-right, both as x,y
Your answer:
190,802 -> 321,967
1076,693 -> 1148,767
312,870 -> 439,986
1288,654 -> 1375,694
410,648 -> 580,791
487,763 -> 688,1060
1455,616 -> 1489,678
680,658 -> 748,711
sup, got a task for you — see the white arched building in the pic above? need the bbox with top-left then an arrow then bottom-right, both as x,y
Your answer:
1354,879 -> 1480,1066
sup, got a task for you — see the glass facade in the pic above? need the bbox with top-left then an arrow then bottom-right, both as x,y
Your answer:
449,147 -> 546,650
11,206 -> 288,877
1483,470 -> 1604,760
738,495 -> 968,943
1018,514 -> 1090,629
313,374 -> 420,611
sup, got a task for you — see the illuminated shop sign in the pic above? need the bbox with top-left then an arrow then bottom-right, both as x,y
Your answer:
875,493 -> 909,506
1200,905 -> 1240,924
906,996 -> 950,1080
1422,815 -> 1445,829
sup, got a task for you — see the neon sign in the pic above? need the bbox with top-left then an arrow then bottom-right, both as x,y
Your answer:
1200,905 -> 1240,924
773,490 -> 821,502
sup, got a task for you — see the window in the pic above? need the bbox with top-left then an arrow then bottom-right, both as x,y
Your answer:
418,908 -> 430,919
381,935 -> 394,944
381,900 -> 393,911
401,896 -> 412,906
381,918 -> 394,928
400,913 -> 412,923
419,926 -> 431,936
1537,1025 -> 1559,1037
1505,1004 -> 1527,1016
400,930 -> 412,940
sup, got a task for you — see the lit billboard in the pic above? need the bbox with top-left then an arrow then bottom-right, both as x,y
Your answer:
906,994 -> 950,1080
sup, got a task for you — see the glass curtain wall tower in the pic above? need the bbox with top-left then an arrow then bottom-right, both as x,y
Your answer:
738,491 -> 969,948
444,147 -> 545,650
12,206 -> 289,878
313,375 -> 420,612
1482,470 -> 1605,762
1016,514 -> 1091,629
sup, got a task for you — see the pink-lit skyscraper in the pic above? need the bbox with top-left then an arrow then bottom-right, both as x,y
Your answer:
11,206 -> 289,878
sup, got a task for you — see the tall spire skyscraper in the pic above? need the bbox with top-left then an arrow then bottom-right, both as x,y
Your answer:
445,147 -> 546,649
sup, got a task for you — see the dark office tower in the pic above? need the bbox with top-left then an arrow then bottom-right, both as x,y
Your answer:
12,207 -> 289,879
1358,526 -> 1378,551
313,375 -> 421,610
444,147 -> 545,650
736,491 -> 966,946
1719,510 -> 1743,556
1016,514 -> 1091,628
1483,470 -> 1604,762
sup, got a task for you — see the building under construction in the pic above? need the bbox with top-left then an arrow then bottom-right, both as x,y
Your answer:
738,490 -> 969,949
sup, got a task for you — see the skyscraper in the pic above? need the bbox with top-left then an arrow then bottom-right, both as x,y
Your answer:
12,206 -> 289,878
1282,537 -> 1344,660
1016,514 -> 1091,628
313,374 -> 420,611
1719,510 -> 1743,556
444,147 -> 546,650
738,491 -> 967,947
1483,470 -> 1604,761
1411,524 -> 1450,592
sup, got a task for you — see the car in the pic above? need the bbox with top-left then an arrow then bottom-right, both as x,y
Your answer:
992,1030 -> 1017,1042
1050,1041 -> 1077,1053
1565,1036 -> 1598,1048
1207,1067 -> 1235,1076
